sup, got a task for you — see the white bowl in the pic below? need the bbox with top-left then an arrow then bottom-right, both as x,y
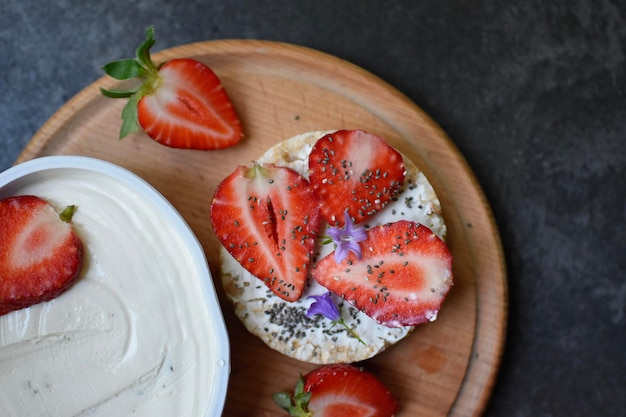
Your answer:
0,156 -> 229,417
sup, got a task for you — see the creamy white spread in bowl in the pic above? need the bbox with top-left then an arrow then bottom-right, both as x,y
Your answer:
0,156 -> 229,417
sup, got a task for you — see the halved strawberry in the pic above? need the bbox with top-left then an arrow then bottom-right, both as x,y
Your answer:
101,26 -> 242,150
0,196 -> 83,315
274,364 -> 398,417
308,130 -> 405,227
210,163 -> 321,301
312,220 -> 453,327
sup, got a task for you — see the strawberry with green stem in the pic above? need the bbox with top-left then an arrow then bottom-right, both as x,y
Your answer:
210,163 -> 321,302
0,196 -> 83,315
101,26 -> 242,150
273,364 -> 398,417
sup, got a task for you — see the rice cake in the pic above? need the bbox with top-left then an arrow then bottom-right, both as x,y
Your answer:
219,131 -> 446,364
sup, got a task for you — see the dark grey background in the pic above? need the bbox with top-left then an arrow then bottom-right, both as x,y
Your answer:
1,1 -> 624,416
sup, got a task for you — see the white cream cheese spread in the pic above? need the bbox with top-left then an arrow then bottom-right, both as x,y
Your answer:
0,159 -> 228,417
220,131 -> 447,364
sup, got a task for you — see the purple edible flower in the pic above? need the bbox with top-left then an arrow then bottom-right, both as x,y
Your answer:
305,291 -> 340,321
306,291 -> 366,345
327,211 -> 367,263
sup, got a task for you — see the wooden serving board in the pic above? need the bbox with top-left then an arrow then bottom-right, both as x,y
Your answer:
16,40 -> 507,416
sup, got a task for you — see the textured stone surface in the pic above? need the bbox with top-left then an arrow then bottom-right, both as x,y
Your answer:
1,1 -> 624,415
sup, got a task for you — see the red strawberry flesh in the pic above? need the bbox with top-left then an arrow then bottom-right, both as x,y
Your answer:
308,130 -> 405,226
312,220 -> 453,327
303,364 -> 398,417
137,58 -> 242,150
0,196 -> 83,315
211,164 -> 321,301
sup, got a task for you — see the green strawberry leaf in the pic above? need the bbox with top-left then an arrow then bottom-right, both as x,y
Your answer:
118,94 -> 141,138
59,205 -> 77,223
272,392 -> 292,411
101,58 -> 146,80
100,26 -> 161,140
272,375 -> 313,417
135,26 -> 157,72
100,86 -> 140,99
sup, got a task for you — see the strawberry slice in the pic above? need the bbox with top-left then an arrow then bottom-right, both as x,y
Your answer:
312,220 -> 453,327
308,130 -> 405,227
101,26 -> 242,150
210,163 -> 321,301
274,364 -> 398,417
0,196 -> 83,315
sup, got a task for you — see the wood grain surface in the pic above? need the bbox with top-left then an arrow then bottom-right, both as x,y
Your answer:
16,40 -> 507,417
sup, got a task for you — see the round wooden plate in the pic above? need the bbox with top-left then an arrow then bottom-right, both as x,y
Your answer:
16,40 -> 507,416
